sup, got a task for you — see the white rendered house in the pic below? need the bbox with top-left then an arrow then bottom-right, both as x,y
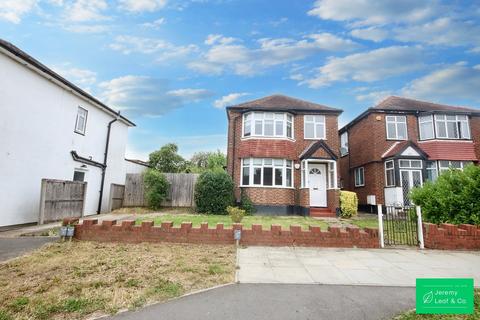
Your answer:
0,39 -> 135,227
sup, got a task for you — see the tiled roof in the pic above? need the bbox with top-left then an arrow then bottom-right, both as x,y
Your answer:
382,141 -> 410,158
418,141 -> 478,161
226,94 -> 342,113
299,140 -> 338,160
374,96 -> 480,113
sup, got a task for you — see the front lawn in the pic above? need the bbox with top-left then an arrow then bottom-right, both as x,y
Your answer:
345,216 -> 379,229
135,213 -> 329,230
0,241 -> 235,319
394,290 -> 479,319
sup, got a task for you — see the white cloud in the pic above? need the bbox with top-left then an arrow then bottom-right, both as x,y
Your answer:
213,93 -> 249,109
109,35 -> 198,61
118,0 -> 167,13
355,90 -> 393,103
63,24 -> 109,33
64,0 -> 108,22
141,17 -> 165,28
402,63 -> 480,102
394,18 -> 480,47
308,0 -> 436,26
52,64 -> 97,89
303,46 -> 424,88
350,27 -> 388,42
99,76 -> 211,116
189,33 -> 359,76
0,0 -> 37,24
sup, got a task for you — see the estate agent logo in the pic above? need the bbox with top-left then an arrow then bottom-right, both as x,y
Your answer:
416,278 -> 474,314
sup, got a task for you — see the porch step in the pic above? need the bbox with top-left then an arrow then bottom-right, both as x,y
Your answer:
309,207 -> 336,218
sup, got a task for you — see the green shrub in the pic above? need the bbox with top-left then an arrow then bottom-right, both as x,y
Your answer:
143,169 -> 170,210
410,165 -> 480,225
227,206 -> 245,223
239,190 -> 255,215
194,170 -> 234,214
339,191 -> 358,218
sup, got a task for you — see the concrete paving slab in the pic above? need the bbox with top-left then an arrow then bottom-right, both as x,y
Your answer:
238,246 -> 480,286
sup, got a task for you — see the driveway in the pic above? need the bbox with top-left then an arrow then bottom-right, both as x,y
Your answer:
237,246 -> 480,286
0,237 -> 57,262
110,283 -> 415,320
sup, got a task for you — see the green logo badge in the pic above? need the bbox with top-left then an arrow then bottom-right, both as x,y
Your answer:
416,278 -> 474,314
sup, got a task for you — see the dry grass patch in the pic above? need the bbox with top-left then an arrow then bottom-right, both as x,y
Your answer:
0,241 -> 235,319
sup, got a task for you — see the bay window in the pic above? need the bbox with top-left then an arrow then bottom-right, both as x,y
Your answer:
243,112 -> 293,138
304,115 -> 325,139
426,161 -> 438,181
434,114 -> 470,139
241,158 -> 293,187
386,115 -> 407,140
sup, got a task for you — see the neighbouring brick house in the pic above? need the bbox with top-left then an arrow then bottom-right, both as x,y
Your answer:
339,96 -> 480,211
226,95 -> 343,217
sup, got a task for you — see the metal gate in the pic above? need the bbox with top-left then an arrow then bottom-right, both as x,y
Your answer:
383,206 -> 419,246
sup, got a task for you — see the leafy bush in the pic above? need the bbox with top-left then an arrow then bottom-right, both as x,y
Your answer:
194,170 -> 234,214
339,191 -> 358,218
239,191 -> 255,215
227,206 -> 245,223
410,165 -> 480,225
143,169 -> 170,210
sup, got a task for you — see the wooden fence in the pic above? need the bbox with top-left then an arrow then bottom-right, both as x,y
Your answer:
39,179 -> 87,224
123,173 -> 199,207
109,184 -> 125,211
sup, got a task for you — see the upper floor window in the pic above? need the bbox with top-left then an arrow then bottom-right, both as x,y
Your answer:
243,112 -> 293,139
419,115 -> 434,140
386,115 -> 407,140
241,158 -> 293,188
340,132 -> 348,156
304,115 -> 325,139
354,167 -> 365,187
434,114 -> 470,139
75,107 -> 88,135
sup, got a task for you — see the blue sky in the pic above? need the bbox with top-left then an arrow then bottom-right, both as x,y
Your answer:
1,0 -> 480,160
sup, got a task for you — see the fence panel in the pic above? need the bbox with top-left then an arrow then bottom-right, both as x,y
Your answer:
39,179 -> 87,224
109,184 -> 125,211
123,173 -> 199,208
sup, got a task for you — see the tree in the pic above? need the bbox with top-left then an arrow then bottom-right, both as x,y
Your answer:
143,169 -> 170,210
149,143 -> 186,173
187,150 -> 226,173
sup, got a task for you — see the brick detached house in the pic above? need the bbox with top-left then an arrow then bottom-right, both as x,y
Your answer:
226,95 -> 343,217
339,96 -> 480,210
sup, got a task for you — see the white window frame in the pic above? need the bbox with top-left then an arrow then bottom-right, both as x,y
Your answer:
73,168 -> 87,182
434,114 -> 470,139
354,167 -> 365,187
240,158 -> 294,188
242,112 -> 294,139
384,160 -> 395,187
75,106 -> 88,135
438,160 -> 471,173
398,159 -> 423,169
304,115 -> 326,140
340,132 -> 348,156
418,115 -> 434,140
386,115 -> 407,140
327,162 -> 336,189
426,161 -> 438,181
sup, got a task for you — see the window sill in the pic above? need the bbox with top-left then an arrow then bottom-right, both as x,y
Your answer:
386,138 -> 407,141
418,138 -> 472,142
241,136 -> 295,142
304,138 -> 327,141
354,185 -> 365,188
240,185 -> 295,189
74,130 -> 86,136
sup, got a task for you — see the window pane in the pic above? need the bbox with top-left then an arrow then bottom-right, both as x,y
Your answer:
287,114 -> 292,121
275,121 -> 283,136
253,168 -> 262,184
446,121 -> 458,138
73,171 -> 85,182
274,159 -> 283,166
426,161 -> 436,169
305,122 -> 314,138
242,167 -> 250,185
254,120 -> 263,135
315,123 -> 325,139
264,167 -> 273,186
243,158 -> 250,165
286,160 -> 292,168
397,123 -> 407,139
253,158 -> 262,165
411,160 -> 422,168
460,121 -> 470,139
305,115 -> 314,122
264,120 -> 274,136
446,115 -> 456,121
450,161 -> 461,168
385,161 -> 394,169
264,113 -> 274,119
387,123 -> 396,139
286,168 -> 292,187
399,160 -> 409,168
386,170 -> 394,186
244,120 -> 251,136
420,121 -> 433,140
274,168 -> 283,186
436,121 -> 447,137
275,113 -> 283,120
263,158 -> 272,165
286,122 -> 292,138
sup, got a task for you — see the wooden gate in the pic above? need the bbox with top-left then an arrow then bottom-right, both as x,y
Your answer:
109,184 -> 125,211
39,179 -> 87,224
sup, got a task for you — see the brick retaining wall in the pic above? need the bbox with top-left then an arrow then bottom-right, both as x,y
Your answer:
74,219 -> 379,248
423,223 -> 480,250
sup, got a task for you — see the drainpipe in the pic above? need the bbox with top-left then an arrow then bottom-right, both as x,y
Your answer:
97,112 -> 120,214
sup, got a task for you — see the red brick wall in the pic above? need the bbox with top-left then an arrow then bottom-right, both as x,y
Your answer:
74,219 -> 379,248
227,109 -> 340,206
327,189 -> 340,213
423,223 -> 480,250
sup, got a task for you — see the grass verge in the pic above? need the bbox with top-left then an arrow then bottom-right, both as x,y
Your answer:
0,241 -> 235,319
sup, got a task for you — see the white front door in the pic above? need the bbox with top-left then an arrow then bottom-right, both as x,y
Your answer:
308,163 -> 327,207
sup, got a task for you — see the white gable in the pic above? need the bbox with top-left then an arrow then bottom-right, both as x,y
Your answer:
401,146 -> 420,156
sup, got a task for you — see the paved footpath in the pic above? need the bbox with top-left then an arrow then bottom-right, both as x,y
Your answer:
0,237 -> 57,262
237,246 -> 480,286
110,283 -> 415,320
